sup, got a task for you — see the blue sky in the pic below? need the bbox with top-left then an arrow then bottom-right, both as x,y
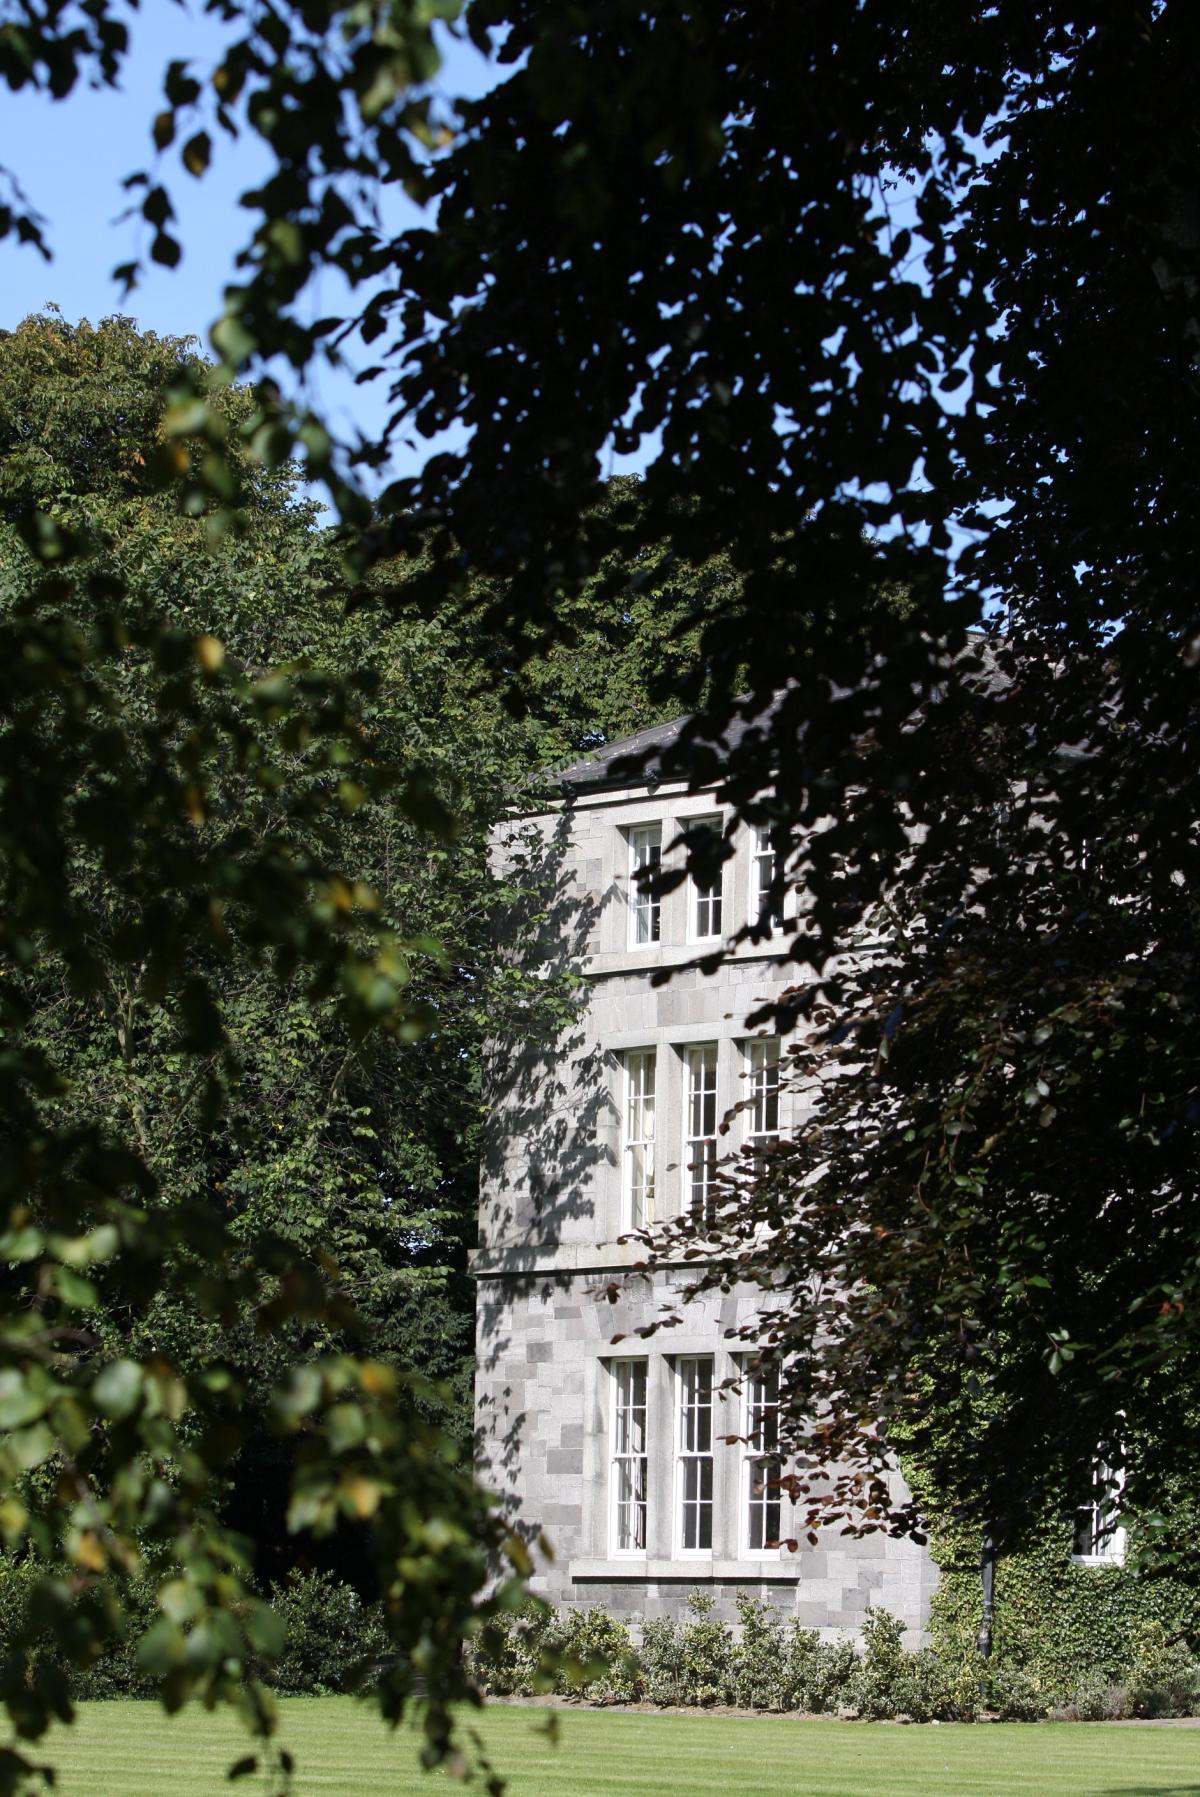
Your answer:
1,8 -> 498,491
1,12 -> 961,518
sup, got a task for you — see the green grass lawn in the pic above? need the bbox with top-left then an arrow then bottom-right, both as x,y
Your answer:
29,1699 -> 1200,1797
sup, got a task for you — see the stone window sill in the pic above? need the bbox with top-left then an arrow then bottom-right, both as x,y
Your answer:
584,941 -> 786,981
569,1557 -> 800,1584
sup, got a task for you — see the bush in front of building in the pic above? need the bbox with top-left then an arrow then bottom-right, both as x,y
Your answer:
1049,1626 -> 1200,1723
471,1593 -> 1200,1721
724,1595 -> 804,1710
980,1663 -> 1047,1722
6,1543 -> 1195,1719
1053,1674 -> 1130,1721
925,1513 -> 1200,1696
847,1607 -> 909,1720
1125,1621 -> 1200,1719
471,1595 -> 894,1715
639,1592 -> 729,1706
470,1599 -> 643,1703
848,1609 -> 993,1722
555,1604 -> 644,1704
470,1599 -> 558,1696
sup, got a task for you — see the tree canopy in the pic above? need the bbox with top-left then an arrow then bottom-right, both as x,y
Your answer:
0,308 -> 542,1789
0,305 -> 735,1784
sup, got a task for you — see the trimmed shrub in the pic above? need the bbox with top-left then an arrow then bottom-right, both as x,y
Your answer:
674,1592 -> 733,1707
1056,1675 -> 1130,1721
263,1570 -> 387,1695
471,1598 -> 559,1696
469,1600 -> 642,1702
639,1593 -> 740,1707
985,1663 -> 1047,1721
461,1591 -> 1200,1722
787,1628 -> 858,1715
556,1606 -> 642,1704
1126,1621 -> 1200,1719
726,1594 -> 790,1710
887,1648 -> 956,1722
634,1614 -> 680,1705
850,1608 -> 910,1719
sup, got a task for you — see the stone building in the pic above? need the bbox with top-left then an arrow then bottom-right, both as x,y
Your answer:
472,713 -> 939,1636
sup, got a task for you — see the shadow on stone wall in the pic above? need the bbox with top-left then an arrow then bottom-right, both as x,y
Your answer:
474,806 -> 608,1549
477,803 -> 609,1255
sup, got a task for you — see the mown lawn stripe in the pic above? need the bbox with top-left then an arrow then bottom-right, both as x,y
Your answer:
32,1698 -> 1200,1797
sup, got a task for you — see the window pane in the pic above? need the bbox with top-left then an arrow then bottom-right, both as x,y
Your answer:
628,824 -> 662,945
747,1362 -> 780,1450
615,1360 -> 647,1453
624,1051 -> 656,1227
752,823 -> 785,926
680,1358 -> 712,1450
745,1362 -> 783,1553
615,1461 -> 648,1551
1073,1458 -> 1124,1562
746,1039 -> 781,1166
612,1360 -> 649,1554
680,1457 -> 714,1550
677,1358 -> 714,1553
686,1046 -> 719,1226
747,1460 -> 781,1551
686,818 -> 724,938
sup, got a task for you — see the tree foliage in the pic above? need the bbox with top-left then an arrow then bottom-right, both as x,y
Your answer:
0,311 -> 560,1790
0,305 -> 719,1783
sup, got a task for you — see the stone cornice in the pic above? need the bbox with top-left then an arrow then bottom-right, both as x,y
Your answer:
470,1239 -> 723,1279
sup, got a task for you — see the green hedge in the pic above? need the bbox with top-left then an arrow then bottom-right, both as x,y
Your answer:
0,1558 -> 385,1699
472,1590 -> 1200,1721
4,1533 -> 1198,1717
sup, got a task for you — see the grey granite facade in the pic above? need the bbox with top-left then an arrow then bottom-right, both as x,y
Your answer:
473,746 -> 937,1637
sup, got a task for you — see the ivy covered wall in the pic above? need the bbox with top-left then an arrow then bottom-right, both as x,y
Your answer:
927,1523 -> 1200,1690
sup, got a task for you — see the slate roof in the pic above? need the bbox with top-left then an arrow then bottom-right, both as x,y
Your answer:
556,635 -> 1007,796
557,694 -> 784,795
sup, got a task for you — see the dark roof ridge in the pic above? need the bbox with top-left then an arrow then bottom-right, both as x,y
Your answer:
557,691 -> 782,795
557,633 -> 1005,796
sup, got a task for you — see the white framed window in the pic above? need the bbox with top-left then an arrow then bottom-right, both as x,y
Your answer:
684,816 -> 724,940
1072,1460 -> 1126,1566
676,1357 -> 714,1553
627,823 -> 662,947
622,1049 -> 657,1229
611,1360 -> 648,1555
743,1361 -> 782,1554
744,1038 -> 781,1161
684,1044 -> 718,1228
751,823 -> 785,928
